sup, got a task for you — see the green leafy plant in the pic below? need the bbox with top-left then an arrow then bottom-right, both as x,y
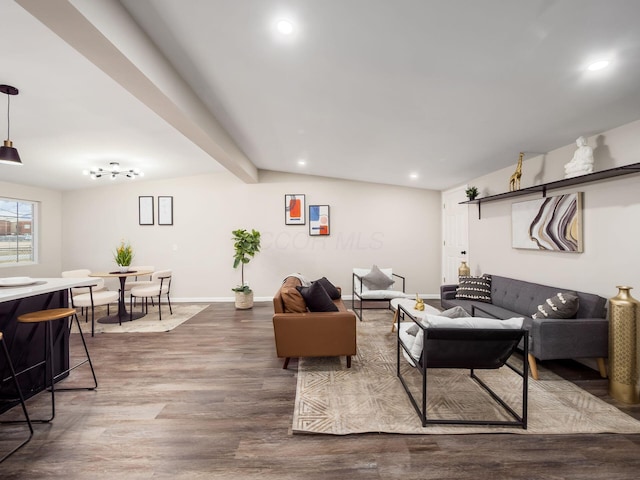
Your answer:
231,229 -> 261,293
113,241 -> 133,267
465,186 -> 479,200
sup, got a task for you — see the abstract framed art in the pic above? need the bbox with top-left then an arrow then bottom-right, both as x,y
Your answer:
309,205 -> 330,236
512,192 -> 583,252
285,194 -> 305,225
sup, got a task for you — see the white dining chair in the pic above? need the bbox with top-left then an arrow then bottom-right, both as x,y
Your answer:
61,269 -> 119,336
123,265 -> 155,292
129,269 -> 173,321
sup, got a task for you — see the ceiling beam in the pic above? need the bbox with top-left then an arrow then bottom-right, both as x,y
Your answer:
17,0 -> 258,183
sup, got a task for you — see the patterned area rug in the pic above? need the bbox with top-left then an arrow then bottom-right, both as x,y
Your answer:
70,304 -> 209,334
293,311 -> 640,435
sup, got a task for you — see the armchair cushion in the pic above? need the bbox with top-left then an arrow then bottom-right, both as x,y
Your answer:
361,264 -> 395,290
297,282 -> 339,312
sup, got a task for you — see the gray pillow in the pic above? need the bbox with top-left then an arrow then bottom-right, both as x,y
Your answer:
532,292 -> 579,319
405,306 -> 471,336
361,264 -> 395,290
455,274 -> 492,303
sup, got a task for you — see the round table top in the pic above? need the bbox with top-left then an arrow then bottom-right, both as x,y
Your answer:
89,269 -> 153,278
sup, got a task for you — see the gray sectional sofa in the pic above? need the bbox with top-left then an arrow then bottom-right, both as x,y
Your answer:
440,275 -> 608,380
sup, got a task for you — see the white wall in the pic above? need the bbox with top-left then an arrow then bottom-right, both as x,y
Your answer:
0,180 -> 62,277
61,171 -> 442,300
463,119 -> 640,299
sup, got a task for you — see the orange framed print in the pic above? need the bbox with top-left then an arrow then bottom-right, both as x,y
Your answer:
309,205 -> 330,236
285,194 -> 305,225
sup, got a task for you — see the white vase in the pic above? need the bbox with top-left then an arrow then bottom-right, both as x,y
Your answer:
119,266 -> 130,273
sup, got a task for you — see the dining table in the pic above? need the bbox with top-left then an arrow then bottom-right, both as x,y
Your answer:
89,269 -> 153,324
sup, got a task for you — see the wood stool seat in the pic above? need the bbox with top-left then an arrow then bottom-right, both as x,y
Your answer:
13,304 -> 97,423
0,331 -> 34,463
17,308 -> 77,324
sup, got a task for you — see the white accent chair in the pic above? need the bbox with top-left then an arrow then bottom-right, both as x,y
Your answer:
129,269 -> 173,321
123,266 -> 155,293
61,269 -> 119,337
352,266 -> 409,321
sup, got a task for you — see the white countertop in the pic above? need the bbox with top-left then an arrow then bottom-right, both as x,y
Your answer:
0,277 -> 95,303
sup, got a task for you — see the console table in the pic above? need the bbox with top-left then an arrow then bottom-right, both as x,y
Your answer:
0,277 -> 94,413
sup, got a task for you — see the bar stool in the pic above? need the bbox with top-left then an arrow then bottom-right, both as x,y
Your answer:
0,331 -> 33,463
16,308 -> 97,423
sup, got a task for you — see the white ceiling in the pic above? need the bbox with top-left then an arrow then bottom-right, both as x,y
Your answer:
2,0 -> 640,191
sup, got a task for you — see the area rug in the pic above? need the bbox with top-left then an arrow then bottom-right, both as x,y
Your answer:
70,304 -> 209,334
293,311 -> 640,435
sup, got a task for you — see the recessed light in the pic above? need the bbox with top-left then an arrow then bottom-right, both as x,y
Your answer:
587,60 -> 610,71
410,173 -> 418,179
277,20 -> 294,35
297,159 -> 306,166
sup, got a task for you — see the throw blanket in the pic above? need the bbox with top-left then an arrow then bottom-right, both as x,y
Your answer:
282,273 -> 311,287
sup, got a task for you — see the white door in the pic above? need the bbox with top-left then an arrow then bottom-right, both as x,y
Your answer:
441,186 -> 470,285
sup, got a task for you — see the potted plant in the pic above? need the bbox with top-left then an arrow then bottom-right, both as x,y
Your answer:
113,240 -> 133,272
465,186 -> 479,200
231,228 -> 261,309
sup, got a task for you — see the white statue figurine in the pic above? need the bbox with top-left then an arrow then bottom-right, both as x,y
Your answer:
564,136 -> 594,179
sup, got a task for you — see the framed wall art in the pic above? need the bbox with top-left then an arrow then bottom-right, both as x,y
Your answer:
309,205 -> 330,236
285,194 -> 305,225
138,196 -> 154,225
158,196 -> 174,226
511,192 -> 583,252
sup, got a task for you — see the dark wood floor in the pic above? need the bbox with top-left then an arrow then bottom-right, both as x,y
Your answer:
2,302 -> 640,479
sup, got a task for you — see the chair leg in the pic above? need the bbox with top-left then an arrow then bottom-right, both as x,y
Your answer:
597,357 -> 607,378
157,295 -> 162,321
90,304 -> 95,337
528,354 -> 539,380
0,336 -> 34,463
346,356 -> 352,368
129,295 -> 134,322
282,357 -> 290,369
166,294 -> 173,315
55,315 -> 98,391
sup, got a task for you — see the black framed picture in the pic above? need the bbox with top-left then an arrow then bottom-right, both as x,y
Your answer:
285,194 -> 305,225
309,205 -> 330,236
139,196 -> 154,225
158,196 -> 173,225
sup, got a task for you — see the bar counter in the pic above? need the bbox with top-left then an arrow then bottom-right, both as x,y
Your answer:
0,277 -> 94,413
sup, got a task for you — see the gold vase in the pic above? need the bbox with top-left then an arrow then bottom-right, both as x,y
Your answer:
458,261 -> 470,277
608,286 -> 640,404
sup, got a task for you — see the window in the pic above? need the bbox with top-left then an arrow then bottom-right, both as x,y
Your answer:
0,197 -> 37,265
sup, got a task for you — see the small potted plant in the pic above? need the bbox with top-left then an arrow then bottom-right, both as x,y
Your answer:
232,228 -> 261,309
114,240 -> 133,272
465,186 -> 479,201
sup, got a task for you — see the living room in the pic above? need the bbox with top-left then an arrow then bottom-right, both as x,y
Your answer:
2,1 -> 640,478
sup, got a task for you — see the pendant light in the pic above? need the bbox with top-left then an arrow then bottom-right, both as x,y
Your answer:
0,84 -> 22,165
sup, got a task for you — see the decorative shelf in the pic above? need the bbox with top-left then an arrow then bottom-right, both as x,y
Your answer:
461,162 -> 640,219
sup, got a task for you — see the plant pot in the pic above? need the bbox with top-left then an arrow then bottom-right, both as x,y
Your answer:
235,291 -> 254,309
119,266 -> 130,273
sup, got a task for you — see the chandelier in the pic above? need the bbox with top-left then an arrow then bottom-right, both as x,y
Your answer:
0,84 -> 22,165
83,162 -> 144,180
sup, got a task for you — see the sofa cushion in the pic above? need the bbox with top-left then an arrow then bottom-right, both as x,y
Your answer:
297,282 -> 339,312
532,292 -> 579,319
313,277 -> 341,300
361,264 -> 395,290
281,276 -> 307,313
455,274 -> 492,303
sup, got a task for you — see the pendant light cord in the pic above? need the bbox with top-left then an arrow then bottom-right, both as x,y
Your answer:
5,93 -> 10,140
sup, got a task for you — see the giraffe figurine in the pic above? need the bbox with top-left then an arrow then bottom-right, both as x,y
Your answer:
509,152 -> 524,191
